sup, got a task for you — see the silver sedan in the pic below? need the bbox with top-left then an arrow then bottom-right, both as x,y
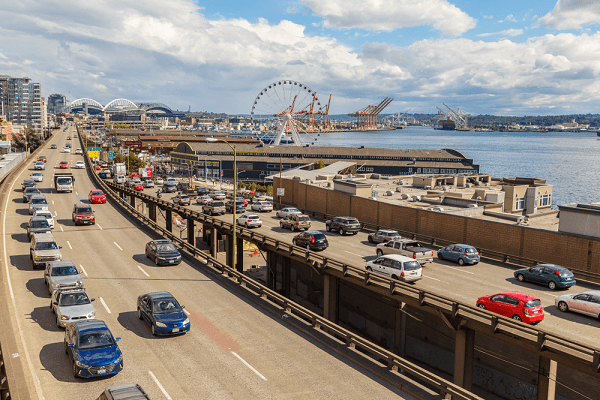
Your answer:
51,288 -> 96,328
555,290 -> 600,319
276,207 -> 301,219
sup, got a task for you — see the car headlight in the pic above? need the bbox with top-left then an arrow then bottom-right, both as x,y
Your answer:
60,315 -> 69,320
183,318 -> 190,325
88,312 -> 95,318
114,355 -> 122,364
51,283 -> 59,289
155,322 -> 167,328
75,360 -> 89,368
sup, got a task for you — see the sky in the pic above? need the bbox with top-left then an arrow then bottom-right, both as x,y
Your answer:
2,0 -> 600,116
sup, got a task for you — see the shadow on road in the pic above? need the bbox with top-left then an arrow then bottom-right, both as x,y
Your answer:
26,278 -> 49,298
30,305 -> 62,332
39,342 -> 74,383
11,233 -> 29,244
10,254 -> 34,272
117,311 -> 154,340
15,208 -> 30,215
132,253 -> 155,267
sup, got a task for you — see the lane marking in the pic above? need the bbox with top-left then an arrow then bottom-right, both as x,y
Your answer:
79,264 -> 88,277
436,263 -> 475,274
542,292 -> 558,297
53,211 -> 57,217
231,351 -> 267,381
75,192 -> 78,196
114,242 -> 123,250
52,200 -> 54,205
148,370 -> 173,400
183,309 -> 191,316
59,225 -> 63,232
99,297 -> 111,314
97,223 -> 102,230
137,265 -> 150,277
345,250 -> 367,257
424,276 -> 441,281
66,241 -> 72,250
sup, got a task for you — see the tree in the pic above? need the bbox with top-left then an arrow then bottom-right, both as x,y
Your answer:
316,157 -> 325,169
113,152 -> 145,173
12,127 -> 42,152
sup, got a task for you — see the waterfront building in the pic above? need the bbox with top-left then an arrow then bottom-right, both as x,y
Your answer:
0,75 -> 44,134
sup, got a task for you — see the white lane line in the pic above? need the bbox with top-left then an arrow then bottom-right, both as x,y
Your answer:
52,200 -> 55,205
2,170 -> 45,399
436,264 -> 475,274
424,276 -> 441,281
66,241 -> 72,250
79,264 -> 88,277
231,351 -> 267,380
96,223 -> 102,230
148,370 -> 173,400
114,242 -> 123,250
345,250 -> 367,257
59,225 -> 64,232
183,309 -> 190,316
53,211 -> 57,217
75,191 -> 78,196
542,292 -> 558,297
137,265 -> 150,277
99,297 -> 111,314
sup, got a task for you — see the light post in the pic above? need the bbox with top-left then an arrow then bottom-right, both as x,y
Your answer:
206,137 -> 237,271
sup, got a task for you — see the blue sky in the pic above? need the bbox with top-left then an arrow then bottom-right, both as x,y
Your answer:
2,0 -> 600,116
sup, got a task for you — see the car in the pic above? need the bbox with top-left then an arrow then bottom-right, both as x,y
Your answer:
51,144 -> 57,149
365,254 -> 422,282
51,288 -> 96,328
196,187 -> 210,196
368,229 -> 402,243
62,147 -> 71,153
162,183 -> 177,193
292,231 -> 329,251
325,216 -> 361,235
137,292 -> 190,336
236,197 -> 249,206
27,215 -> 52,240
132,183 -> 144,191
280,214 -> 311,231
75,148 -> 83,155
145,239 -> 182,265
171,193 -> 190,205
202,200 -> 226,216
34,210 -> 54,229
476,291 -> 544,324
44,260 -> 84,294
96,383 -> 151,400
154,177 -> 164,185
59,161 -> 69,169
165,177 -> 177,185
29,194 -> 49,214
66,136 -> 71,140
210,191 -> 226,200
31,233 -> 62,269
66,142 -> 72,148
237,214 -> 262,228
555,290 -> 600,319
89,190 -> 107,204
31,171 -> 43,182
276,207 -> 302,219
72,204 -> 95,225
226,200 -> 246,213
34,161 -> 46,170
196,195 -> 213,205
437,244 -> 480,265
38,156 -> 47,163
251,201 -> 273,212
74,161 -> 85,169
64,320 -> 123,378
22,179 -> 36,191
143,180 -> 155,188
23,186 -> 41,203
131,173 -> 139,178
514,264 -> 576,290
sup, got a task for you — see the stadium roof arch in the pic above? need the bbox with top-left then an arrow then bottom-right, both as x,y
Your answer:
104,98 -> 138,110
70,98 -> 104,110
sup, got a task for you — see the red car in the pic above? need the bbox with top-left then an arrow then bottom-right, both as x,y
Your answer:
133,184 -> 144,191
236,197 -> 249,206
131,173 -> 139,178
477,291 -> 544,324
72,204 -> 95,226
89,189 -> 107,204
59,161 -> 69,169
38,156 -> 47,163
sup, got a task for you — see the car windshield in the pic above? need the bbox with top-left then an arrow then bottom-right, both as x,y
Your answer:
57,178 -> 72,184
157,243 -> 177,252
248,216 -> 259,220
560,269 -> 573,277
298,216 -> 309,221
91,191 -> 103,196
524,299 -> 542,308
313,233 -> 326,240
31,198 -> 47,205
25,188 -> 39,193
59,293 -> 91,306
78,331 -> 115,350
386,232 -> 399,237
31,220 -> 49,228
77,207 -> 92,213
464,247 -> 476,254
153,299 -> 182,314
212,201 -> 224,206
289,208 -> 299,213
35,241 -> 58,250
51,266 -> 78,276
404,261 -> 421,271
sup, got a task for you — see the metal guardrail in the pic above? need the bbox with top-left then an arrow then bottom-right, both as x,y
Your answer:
0,153 -> 27,182
103,180 -> 600,377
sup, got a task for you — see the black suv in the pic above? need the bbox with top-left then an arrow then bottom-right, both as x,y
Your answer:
292,231 -> 329,251
197,187 -> 210,196
325,216 -> 361,235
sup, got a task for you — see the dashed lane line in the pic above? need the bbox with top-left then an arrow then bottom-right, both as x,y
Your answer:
344,250 -> 367,257
231,351 -> 267,381
137,265 -> 150,277
79,264 -> 88,277
435,263 -> 475,275
97,223 -> 102,230
423,276 -> 441,281
148,370 -> 173,400
183,309 -> 190,316
114,242 -> 123,250
99,297 -> 111,314
59,225 -> 63,232
66,241 -> 72,250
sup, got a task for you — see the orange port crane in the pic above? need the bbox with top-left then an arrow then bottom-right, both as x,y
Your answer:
348,97 -> 393,130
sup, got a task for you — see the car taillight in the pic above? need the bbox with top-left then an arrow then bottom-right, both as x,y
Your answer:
413,253 -> 416,259
555,270 -> 561,276
464,253 -> 468,257
311,235 -> 314,243
258,218 -> 261,221
400,272 -> 405,277
296,222 -> 299,225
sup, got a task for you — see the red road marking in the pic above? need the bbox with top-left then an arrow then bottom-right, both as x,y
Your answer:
188,311 -> 240,352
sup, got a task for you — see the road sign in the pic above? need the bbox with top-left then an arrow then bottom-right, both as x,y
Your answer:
87,146 -> 101,152
277,188 -> 285,196
87,151 -> 99,158
108,151 -> 114,160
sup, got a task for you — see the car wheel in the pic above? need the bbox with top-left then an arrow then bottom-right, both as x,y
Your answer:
245,222 -> 249,228
557,301 -> 569,312
64,341 -> 69,355
326,225 -> 330,232
366,266 -> 373,272
438,252 -> 444,261
368,236 -> 373,243
155,256 -> 159,266
72,361 -> 79,378
548,281 -> 557,290
291,225 -> 295,232
280,223 -> 284,229
517,274 -> 525,282
145,251 -> 149,258
376,249 -> 383,257
50,302 -> 54,312
138,308 -> 143,320
56,316 -> 62,328
352,232 -> 357,235
292,240 -> 297,246
391,275 -> 398,280
151,324 -> 157,336
512,315 -> 522,322
458,258 -> 465,266
477,303 -> 486,310
338,228 -> 343,235
306,244 -> 310,250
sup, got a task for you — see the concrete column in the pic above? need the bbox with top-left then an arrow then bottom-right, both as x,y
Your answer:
210,228 -> 218,258
266,251 -> 276,291
236,237 -> 244,273
281,257 -> 291,298
394,304 -> 407,358
187,219 -> 195,245
323,274 -> 339,324
130,194 -> 135,207
165,209 -> 172,232
149,203 -> 157,222
226,234 -> 234,269
537,356 -> 557,400
453,327 -> 475,391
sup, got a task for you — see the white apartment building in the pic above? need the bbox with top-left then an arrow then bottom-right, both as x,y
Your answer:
0,75 -> 44,135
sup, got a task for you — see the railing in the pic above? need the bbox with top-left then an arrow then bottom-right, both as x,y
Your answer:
0,153 -> 27,182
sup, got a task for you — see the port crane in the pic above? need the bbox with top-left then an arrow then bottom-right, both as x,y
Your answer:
443,103 -> 470,130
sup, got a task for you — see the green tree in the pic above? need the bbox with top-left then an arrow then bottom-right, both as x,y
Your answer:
113,152 -> 145,173
316,157 -> 325,169
266,185 -> 273,195
12,127 -> 43,152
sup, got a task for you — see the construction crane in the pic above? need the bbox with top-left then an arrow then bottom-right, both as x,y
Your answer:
443,103 -> 470,130
348,97 -> 394,130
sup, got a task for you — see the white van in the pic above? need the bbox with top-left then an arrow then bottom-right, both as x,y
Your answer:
365,254 -> 422,283
114,174 -> 126,184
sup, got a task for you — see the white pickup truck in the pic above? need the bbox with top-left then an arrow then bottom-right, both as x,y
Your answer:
376,238 -> 434,265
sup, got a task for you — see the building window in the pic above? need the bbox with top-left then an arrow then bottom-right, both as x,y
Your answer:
515,197 -> 525,210
540,194 -> 551,207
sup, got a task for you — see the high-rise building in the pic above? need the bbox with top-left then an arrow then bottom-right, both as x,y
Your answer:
0,75 -> 44,134
47,93 -> 67,114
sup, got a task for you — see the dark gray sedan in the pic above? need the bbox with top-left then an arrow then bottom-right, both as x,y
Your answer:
555,290 -> 600,319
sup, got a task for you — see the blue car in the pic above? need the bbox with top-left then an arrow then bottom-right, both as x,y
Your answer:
64,320 -> 123,379
137,292 -> 190,336
437,244 -> 480,265
514,264 -> 576,290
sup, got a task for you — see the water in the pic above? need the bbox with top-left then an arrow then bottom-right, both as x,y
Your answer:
311,126 -> 600,207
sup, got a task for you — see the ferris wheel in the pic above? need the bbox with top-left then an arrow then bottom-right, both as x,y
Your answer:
250,80 -> 330,145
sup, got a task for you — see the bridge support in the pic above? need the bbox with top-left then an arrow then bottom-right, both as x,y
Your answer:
165,209 -> 172,232
266,251 -> 276,291
394,303 -> 407,358
130,194 -> 135,208
323,274 -> 339,324
149,203 -> 156,222
187,219 -> 195,246
236,237 -> 244,274
281,257 -> 291,298
210,228 -> 218,258
453,327 -> 475,391
537,356 -> 557,400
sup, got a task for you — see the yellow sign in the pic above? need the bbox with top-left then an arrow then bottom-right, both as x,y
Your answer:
87,151 -> 99,158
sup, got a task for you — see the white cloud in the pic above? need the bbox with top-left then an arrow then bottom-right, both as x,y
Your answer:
301,0 -> 476,36
540,0 -> 600,29
477,29 -> 524,38
505,14 -> 517,22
